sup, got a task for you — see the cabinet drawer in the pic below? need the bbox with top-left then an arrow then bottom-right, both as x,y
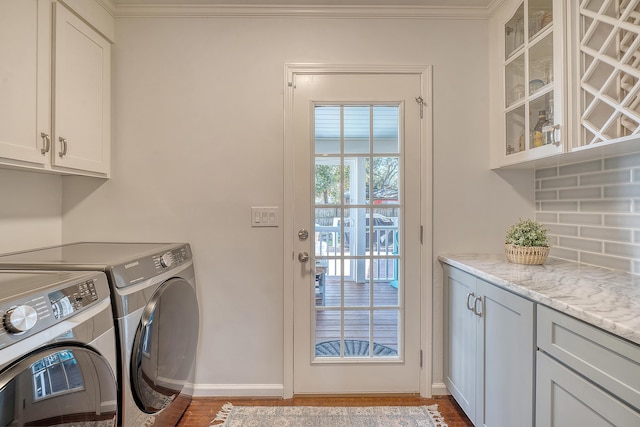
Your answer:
536,351 -> 640,427
537,305 -> 640,410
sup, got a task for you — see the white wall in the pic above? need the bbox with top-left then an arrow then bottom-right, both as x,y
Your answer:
61,14 -> 534,394
0,169 -> 62,254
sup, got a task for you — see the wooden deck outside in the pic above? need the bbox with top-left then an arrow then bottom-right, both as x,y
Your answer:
315,278 -> 400,353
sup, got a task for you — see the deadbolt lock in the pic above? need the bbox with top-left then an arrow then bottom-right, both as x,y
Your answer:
298,229 -> 309,240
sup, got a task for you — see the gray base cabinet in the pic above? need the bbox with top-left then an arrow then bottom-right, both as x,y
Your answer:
444,265 -> 535,427
536,352 -> 640,427
536,305 -> 640,427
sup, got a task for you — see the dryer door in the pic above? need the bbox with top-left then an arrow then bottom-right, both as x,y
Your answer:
131,277 -> 199,413
0,346 -> 117,426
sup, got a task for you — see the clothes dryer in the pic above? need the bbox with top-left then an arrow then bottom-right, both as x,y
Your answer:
0,243 -> 200,427
0,270 -> 118,426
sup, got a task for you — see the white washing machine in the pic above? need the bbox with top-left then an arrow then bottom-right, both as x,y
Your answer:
0,243 -> 200,427
0,270 -> 118,426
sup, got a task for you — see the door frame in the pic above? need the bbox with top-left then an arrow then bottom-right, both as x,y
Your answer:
283,63 -> 433,398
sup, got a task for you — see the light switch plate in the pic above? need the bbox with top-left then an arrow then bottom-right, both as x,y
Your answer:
251,206 -> 279,227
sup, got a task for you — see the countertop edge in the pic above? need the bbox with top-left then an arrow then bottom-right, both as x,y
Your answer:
438,254 -> 640,347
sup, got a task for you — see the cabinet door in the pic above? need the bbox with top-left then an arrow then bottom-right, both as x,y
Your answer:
444,266 -> 478,424
536,352 -> 640,427
0,0 -> 50,165
53,2 -> 110,175
479,279 -> 534,427
490,0 -> 565,168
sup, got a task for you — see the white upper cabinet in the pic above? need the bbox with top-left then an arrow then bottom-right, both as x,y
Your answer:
490,0 -> 565,168
0,0 -> 50,166
52,2 -> 111,175
569,0 -> 640,150
491,0 -> 640,169
0,0 -> 112,177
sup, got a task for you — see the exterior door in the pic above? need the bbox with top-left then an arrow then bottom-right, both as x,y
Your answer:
289,68 -> 429,394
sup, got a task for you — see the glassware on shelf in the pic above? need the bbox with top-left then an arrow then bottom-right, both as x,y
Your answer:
528,0 -> 552,39
529,79 -> 545,94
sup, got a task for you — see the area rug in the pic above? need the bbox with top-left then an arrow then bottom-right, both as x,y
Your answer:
211,403 -> 448,426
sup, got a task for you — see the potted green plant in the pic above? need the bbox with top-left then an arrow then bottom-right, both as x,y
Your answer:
505,218 -> 550,265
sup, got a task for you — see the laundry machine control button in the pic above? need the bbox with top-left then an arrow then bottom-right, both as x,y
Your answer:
160,252 -> 174,268
4,305 -> 38,333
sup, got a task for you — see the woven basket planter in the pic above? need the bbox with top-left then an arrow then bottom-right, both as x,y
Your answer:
505,243 -> 550,265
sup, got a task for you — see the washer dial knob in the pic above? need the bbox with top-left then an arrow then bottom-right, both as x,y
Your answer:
160,252 -> 174,268
4,305 -> 38,333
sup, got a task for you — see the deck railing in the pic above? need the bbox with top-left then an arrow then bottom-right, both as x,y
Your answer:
315,225 -> 398,282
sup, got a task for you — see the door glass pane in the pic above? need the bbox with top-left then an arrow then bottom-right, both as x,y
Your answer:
314,161 -> 341,205
314,106 -> 340,154
315,310 -> 341,353
344,157 -> 367,206
373,310 -> 399,355
344,311 -> 370,357
313,104 -> 401,360
371,157 -> 399,205
344,106 -> 370,154
373,106 -> 399,153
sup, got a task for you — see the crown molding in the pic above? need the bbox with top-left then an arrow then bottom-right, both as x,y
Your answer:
96,0 -> 117,16
111,3 -> 490,19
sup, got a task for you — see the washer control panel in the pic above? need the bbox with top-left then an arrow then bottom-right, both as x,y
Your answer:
0,272 -> 109,349
48,279 -> 99,320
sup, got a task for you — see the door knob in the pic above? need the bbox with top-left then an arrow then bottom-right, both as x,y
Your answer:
298,252 -> 310,263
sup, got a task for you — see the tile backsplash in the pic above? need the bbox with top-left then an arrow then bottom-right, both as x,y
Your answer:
535,152 -> 640,275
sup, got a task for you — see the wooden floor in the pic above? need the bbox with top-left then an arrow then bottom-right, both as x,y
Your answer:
177,395 -> 473,426
176,278 -> 476,426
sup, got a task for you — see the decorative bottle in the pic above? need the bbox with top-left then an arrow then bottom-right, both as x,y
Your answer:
532,110 -> 546,148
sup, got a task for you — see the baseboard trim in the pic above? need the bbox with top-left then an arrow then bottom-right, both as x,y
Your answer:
431,382 -> 449,396
192,384 -> 284,397
193,383 -> 447,398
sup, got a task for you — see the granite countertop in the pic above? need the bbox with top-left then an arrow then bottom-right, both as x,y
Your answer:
438,253 -> 640,346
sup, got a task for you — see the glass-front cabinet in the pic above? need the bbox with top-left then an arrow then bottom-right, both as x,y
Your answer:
491,0 -> 565,167
491,1 -> 640,169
